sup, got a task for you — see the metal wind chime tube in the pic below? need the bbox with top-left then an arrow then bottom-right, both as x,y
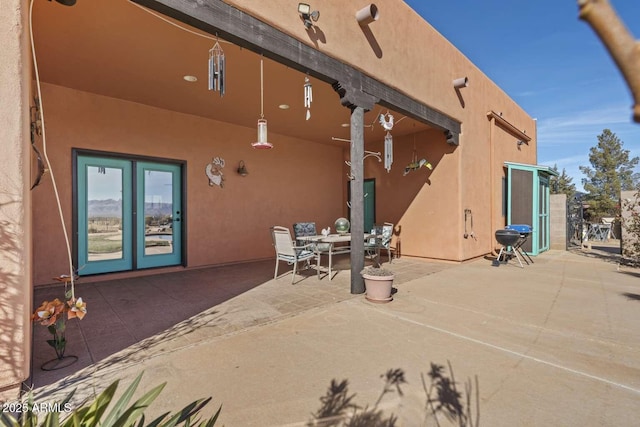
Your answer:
304,76 -> 313,120
208,41 -> 225,96
384,132 -> 393,172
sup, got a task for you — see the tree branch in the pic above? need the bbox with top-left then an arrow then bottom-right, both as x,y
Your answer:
578,0 -> 640,123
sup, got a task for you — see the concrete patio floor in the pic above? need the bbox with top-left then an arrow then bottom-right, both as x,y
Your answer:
26,244 -> 640,426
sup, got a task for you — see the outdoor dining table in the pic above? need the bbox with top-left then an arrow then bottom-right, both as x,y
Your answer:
298,233 -> 373,280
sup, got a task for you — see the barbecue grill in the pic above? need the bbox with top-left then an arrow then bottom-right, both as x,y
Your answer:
495,227 -> 528,267
506,224 -> 534,265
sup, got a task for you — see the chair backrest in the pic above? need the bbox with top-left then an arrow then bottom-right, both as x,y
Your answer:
380,223 -> 394,248
293,222 -> 317,239
271,226 -> 296,257
369,225 -> 383,245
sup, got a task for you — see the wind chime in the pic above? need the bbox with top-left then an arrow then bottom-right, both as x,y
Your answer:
404,135 -> 432,176
304,76 -> 313,120
252,58 -> 272,149
379,112 -> 394,173
384,132 -> 393,172
208,39 -> 225,96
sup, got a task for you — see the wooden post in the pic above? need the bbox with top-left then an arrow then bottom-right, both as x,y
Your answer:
350,106 -> 365,294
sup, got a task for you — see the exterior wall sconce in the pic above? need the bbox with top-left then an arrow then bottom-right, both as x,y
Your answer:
237,161 -> 249,177
48,0 -> 77,5
298,3 -> 320,29
356,4 -> 379,26
517,140 -> 528,147
453,77 -> 469,89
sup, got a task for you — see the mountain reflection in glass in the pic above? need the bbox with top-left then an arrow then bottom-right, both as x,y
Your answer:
143,170 -> 173,256
87,166 -> 123,261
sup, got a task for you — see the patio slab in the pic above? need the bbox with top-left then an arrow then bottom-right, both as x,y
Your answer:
25,247 -> 640,426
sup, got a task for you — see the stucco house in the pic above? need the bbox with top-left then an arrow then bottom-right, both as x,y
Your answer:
1,0 -> 550,398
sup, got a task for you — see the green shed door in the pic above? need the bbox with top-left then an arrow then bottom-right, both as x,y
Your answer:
347,178 -> 376,233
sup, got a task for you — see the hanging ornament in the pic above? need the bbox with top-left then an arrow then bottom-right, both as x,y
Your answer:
404,137 -> 432,176
384,132 -> 393,172
304,76 -> 313,120
252,58 -> 273,149
379,112 -> 394,131
208,39 -> 225,96
205,157 -> 226,187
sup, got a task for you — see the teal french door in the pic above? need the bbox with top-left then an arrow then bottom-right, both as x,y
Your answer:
537,176 -> 550,252
136,162 -> 182,269
77,155 -> 182,275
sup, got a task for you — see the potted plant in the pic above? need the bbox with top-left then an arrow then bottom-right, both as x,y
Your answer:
361,266 -> 394,303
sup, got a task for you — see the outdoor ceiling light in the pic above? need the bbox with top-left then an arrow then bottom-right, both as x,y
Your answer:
298,3 -> 320,29
49,0 -> 77,6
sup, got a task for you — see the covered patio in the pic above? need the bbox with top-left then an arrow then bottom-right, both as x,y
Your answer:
26,247 -> 640,426
29,255 -> 452,389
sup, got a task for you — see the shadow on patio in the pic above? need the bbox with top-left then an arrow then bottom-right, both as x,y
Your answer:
27,255 -> 451,395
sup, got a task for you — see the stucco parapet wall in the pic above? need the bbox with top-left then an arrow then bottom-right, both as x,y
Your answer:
223,0 -> 530,124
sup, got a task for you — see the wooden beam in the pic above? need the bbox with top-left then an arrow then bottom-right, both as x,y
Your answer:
131,0 -> 461,135
486,111 -> 531,142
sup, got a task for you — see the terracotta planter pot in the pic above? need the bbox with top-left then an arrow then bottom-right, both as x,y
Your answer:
362,273 -> 394,303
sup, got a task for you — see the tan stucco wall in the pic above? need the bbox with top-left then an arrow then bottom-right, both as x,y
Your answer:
31,83 -> 345,285
0,0 -> 31,400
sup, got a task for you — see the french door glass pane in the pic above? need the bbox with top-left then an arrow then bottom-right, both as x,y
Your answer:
143,170 -> 174,256
87,166 -> 123,261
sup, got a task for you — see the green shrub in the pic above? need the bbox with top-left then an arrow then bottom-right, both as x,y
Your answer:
0,373 -> 220,427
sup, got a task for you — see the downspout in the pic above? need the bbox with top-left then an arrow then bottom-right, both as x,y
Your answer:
489,116 -> 498,256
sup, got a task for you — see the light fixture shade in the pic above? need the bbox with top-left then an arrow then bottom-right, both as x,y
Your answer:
252,119 -> 273,149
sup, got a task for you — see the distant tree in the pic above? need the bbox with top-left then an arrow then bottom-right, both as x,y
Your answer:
549,164 -> 576,199
579,129 -> 639,220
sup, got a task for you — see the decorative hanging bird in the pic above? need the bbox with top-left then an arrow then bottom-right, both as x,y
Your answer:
379,113 -> 394,131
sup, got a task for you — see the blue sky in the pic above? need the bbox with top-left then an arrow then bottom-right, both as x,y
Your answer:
404,0 -> 640,191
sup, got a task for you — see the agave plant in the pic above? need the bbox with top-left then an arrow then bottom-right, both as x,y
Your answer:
0,372 -> 221,427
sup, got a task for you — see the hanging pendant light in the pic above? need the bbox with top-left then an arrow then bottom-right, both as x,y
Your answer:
252,58 -> 273,149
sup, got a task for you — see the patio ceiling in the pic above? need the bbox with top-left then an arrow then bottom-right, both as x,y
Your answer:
31,0 -> 431,147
